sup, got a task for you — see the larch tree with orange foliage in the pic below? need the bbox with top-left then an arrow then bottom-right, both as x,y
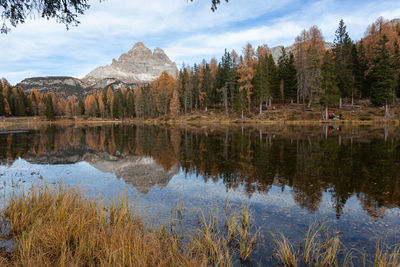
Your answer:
152,71 -> 175,116
238,43 -> 256,113
294,26 -> 325,106
170,88 -> 180,117
85,94 -> 98,117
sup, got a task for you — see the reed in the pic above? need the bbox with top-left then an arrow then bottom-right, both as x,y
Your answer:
0,185 -> 399,266
372,243 -> 400,267
1,185 -> 199,266
274,233 -> 298,267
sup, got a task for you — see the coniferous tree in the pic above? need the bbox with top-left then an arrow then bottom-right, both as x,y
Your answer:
357,40 -> 370,98
333,20 -> 354,102
45,94 -> 55,120
294,26 -> 325,105
278,48 -> 297,103
192,64 -> 200,110
351,44 -> 365,99
77,100 -> 85,115
238,43 -> 256,113
306,47 -> 322,107
394,40 -> 400,98
200,62 -> 212,110
370,35 -> 397,113
234,89 -> 247,119
170,88 -> 180,116
253,48 -> 279,112
216,49 -> 237,113
126,91 -> 135,118
253,46 -> 270,113
112,91 -> 122,119
320,51 -> 340,119
268,54 -> 280,101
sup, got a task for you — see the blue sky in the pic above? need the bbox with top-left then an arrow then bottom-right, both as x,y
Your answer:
1,0 -> 400,85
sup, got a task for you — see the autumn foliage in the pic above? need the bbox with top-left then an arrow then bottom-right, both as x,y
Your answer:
0,17 -> 399,120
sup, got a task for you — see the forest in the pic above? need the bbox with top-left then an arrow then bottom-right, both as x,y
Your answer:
0,17 -> 399,121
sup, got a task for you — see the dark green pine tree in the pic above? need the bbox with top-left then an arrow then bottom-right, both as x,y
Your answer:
253,52 -> 279,112
370,35 -> 397,108
78,100 -> 85,115
45,95 -> 55,120
333,19 -> 354,100
320,51 -> 340,119
192,64 -> 200,110
201,63 -> 212,110
136,85 -> 154,119
112,90 -> 123,119
126,91 -> 135,118
17,87 -> 30,116
351,43 -> 367,99
216,49 -> 236,112
357,40 -> 370,98
394,40 -> 400,98
234,89 -> 247,119
277,48 -> 297,103
268,54 -> 280,101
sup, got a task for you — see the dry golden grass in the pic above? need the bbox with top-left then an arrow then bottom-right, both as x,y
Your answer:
0,186 -> 212,267
0,185 -> 399,267
274,233 -> 298,267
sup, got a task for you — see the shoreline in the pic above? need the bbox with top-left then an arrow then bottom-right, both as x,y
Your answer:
0,116 -> 399,129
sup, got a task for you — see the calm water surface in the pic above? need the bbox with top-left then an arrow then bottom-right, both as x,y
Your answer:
0,124 -> 399,265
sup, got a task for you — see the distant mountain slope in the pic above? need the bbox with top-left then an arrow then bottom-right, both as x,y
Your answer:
17,76 -> 90,98
16,42 -> 178,97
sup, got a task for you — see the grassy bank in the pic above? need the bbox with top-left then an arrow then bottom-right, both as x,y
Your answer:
0,105 -> 399,129
0,186 -> 399,266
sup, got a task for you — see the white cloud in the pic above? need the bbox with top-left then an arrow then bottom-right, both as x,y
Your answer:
0,0 -> 399,84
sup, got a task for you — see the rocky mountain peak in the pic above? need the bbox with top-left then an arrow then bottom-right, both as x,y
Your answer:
153,47 -> 171,62
83,42 -> 177,86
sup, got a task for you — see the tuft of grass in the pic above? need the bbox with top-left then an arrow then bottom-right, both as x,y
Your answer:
372,243 -> 400,267
238,205 -> 258,261
302,222 -> 341,267
189,210 -> 231,266
176,190 -> 184,218
274,233 -> 298,267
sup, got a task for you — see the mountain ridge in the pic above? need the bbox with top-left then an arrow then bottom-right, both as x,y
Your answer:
16,42 -> 177,97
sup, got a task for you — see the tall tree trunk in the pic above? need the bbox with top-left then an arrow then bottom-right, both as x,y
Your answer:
325,104 -> 328,121
241,110 -> 244,120
280,79 -> 284,101
385,104 -> 390,118
339,96 -> 342,109
268,97 -> 272,107
248,96 -> 251,114
351,90 -> 354,107
259,103 -> 262,115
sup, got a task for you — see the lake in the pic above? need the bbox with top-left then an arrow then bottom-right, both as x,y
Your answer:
0,124 -> 399,265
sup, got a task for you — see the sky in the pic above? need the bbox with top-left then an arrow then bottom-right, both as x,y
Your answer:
1,0 -> 400,85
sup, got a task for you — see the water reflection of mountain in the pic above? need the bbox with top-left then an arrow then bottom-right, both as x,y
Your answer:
20,149 -> 178,194
83,153 -> 178,194
0,124 -> 399,219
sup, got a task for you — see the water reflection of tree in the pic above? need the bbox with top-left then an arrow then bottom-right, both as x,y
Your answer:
0,125 -> 399,219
